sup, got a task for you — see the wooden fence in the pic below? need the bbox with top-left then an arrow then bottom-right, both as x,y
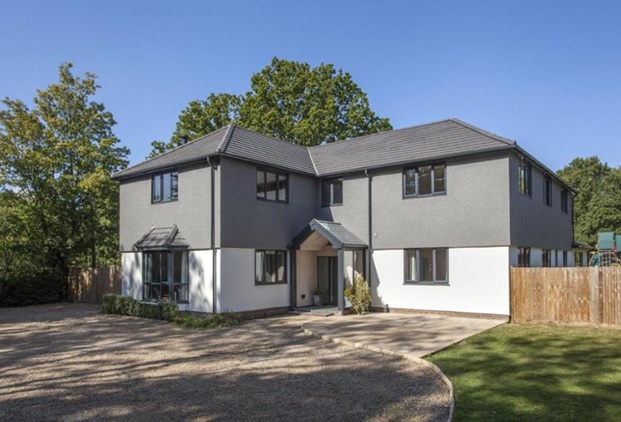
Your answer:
67,266 -> 122,304
511,267 -> 621,325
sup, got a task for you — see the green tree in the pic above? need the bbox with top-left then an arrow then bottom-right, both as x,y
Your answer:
0,63 -> 129,304
557,157 -> 621,246
150,57 -> 391,155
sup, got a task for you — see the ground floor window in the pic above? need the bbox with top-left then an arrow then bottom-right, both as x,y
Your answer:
255,250 -> 287,284
542,249 -> 552,267
404,248 -> 448,283
563,251 -> 568,267
575,252 -> 584,267
518,247 -> 531,267
143,250 -> 189,302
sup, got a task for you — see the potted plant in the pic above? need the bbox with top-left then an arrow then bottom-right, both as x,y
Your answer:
313,288 -> 324,306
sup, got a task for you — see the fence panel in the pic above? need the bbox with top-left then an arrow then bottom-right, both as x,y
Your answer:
67,266 -> 122,304
510,267 -> 621,326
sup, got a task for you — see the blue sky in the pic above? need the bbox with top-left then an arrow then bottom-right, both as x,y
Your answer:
1,0 -> 620,170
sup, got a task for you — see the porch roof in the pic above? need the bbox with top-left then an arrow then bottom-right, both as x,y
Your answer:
290,219 -> 367,250
134,225 -> 189,250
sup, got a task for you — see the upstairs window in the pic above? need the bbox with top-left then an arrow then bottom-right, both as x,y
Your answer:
543,176 -> 552,206
518,161 -> 532,197
403,163 -> 446,197
257,169 -> 288,203
255,250 -> 287,284
404,248 -> 448,283
518,247 -> 531,267
321,178 -> 343,206
152,171 -> 178,203
561,189 -> 569,213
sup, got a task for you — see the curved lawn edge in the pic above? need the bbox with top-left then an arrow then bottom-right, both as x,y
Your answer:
301,325 -> 455,422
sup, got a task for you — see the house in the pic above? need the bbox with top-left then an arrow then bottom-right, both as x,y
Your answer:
112,118 -> 579,318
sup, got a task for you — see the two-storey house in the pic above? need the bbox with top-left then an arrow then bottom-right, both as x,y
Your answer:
112,118 -> 578,318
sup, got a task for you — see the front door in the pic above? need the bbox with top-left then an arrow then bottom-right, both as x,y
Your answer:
317,257 -> 338,306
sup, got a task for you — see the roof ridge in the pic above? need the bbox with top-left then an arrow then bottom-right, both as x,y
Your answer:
113,126 -> 229,177
449,118 -> 516,146
217,124 -> 235,153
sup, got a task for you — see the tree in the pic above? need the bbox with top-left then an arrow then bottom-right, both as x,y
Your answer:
150,57 -> 391,155
0,63 -> 129,304
557,157 -> 621,246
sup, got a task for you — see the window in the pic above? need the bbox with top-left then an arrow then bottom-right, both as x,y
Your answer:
404,248 -> 448,283
403,163 -> 446,197
257,169 -> 288,203
152,172 -> 179,203
518,161 -> 532,197
561,189 -> 569,213
543,176 -> 552,206
541,249 -> 551,267
321,178 -> 343,206
255,250 -> 287,284
563,251 -> 568,267
143,250 -> 189,302
575,252 -> 584,267
518,247 -> 531,267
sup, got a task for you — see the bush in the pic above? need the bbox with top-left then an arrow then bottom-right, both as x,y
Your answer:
0,267 -> 66,307
344,274 -> 372,315
175,312 -> 242,329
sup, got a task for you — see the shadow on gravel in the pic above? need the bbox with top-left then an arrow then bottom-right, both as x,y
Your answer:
0,304 -> 449,422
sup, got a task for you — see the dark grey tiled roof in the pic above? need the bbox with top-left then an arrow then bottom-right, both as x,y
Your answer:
290,219 -> 367,249
222,126 -> 316,174
308,118 -> 516,176
134,225 -> 189,250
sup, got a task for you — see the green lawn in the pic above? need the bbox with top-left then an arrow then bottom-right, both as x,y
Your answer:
427,324 -> 621,421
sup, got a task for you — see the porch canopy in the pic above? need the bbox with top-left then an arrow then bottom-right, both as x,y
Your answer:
133,224 -> 189,251
290,219 -> 367,311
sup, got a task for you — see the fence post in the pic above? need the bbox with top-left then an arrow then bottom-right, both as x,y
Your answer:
589,267 -> 600,325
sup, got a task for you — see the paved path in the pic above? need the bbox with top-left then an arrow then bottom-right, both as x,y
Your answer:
302,312 -> 507,358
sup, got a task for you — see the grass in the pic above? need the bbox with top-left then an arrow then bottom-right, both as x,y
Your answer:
427,324 -> 621,421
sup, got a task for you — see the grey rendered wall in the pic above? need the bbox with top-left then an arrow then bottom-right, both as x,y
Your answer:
219,157 -> 317,249
119,162 -> 212,251
316,174 -> 370,244
370,154 -> 512,249
509,154 -> 573,249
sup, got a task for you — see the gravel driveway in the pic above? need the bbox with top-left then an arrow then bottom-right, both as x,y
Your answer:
0,304 -> 450,421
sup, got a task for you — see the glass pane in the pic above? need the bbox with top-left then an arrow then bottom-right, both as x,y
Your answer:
405,250 -> 417,281
418,166 -> 432,195
161,282 -> 170,302
152,175 -> 162,202
256,171 -> 265,198
404,169 -> 417,196
433,165 -> 445,193
160,251 -> 169,282
333,179 -> 343,204
266,172 -> 277,201
171,172 -> 179,200
435,249 -> 447,281
276,251 -> 286,282
321,180 -> 331,205
173,284 -> 189,302
162,173 -> 172,201
255,251 -> 264,282
265,251 -> 276,282
277,174 -> 287,202
420,249 -> 433,281
173,251 -> 187,283
152,252 -> 161,283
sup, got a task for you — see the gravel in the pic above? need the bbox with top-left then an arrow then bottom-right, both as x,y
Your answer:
0,303 -> 450,421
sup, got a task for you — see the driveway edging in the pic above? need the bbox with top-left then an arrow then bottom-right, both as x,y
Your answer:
301,325 -> 455,422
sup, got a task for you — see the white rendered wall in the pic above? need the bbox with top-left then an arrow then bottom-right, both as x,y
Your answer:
121,253 -> 142,300
187,250 -> 213,313
218,248 -> 290,312
373,247 -> 510,316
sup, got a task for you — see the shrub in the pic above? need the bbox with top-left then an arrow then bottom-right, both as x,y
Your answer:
344,274 -> 372,315
175,312 -> 242,329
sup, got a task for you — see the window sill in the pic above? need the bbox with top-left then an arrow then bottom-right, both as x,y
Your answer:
256,197 -> 288,204
402,192 -> 447,200
321,203 -> 343,208
403,281 -> 450,286
518,192 -> 532,199
151,198 -> 179,204
255,281 -> 288,286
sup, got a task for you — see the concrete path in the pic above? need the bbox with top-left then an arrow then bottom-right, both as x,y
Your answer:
302,312 -> 507,358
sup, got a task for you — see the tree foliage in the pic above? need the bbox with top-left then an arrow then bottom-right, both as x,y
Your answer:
0,63 -> 129,304
150,57 -> 391,156
557,156 -> 621,246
